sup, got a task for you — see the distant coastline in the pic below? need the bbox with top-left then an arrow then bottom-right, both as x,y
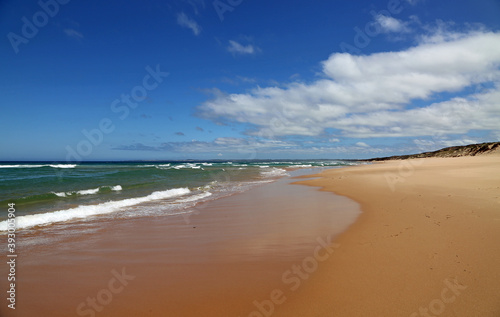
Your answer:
364,141 -> 500,161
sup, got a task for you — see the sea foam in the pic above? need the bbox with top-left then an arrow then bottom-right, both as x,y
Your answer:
52,185 -> 122,197
0,187 -> 190,231
0,164 -> 77,169
260,167 -> 290,178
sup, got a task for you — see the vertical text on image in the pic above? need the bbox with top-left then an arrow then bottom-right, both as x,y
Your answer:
6,203 -> 17,310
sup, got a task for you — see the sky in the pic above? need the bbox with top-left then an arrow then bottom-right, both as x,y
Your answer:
1,0 -> 500,161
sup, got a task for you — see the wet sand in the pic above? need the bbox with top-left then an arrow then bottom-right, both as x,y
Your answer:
1,168 -> 360,317
287,154 -> 500,316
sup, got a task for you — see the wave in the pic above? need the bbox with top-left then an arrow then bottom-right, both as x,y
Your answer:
175,191 -> 212,203
0,164 -> 77,169
52,185 -> 122,198
139,164 -> 171,168
0,188 -> 191,231
137,163 -> 206,170
260,167 -> 290,178
49,164 -> 77,168
170,163 -> 204,170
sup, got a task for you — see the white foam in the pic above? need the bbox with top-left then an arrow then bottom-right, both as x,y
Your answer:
195,181 -> 218,191
0,188 -> 190,231
260,167 -> 290,178
0,164 -> 76,169
49,164 -> 77,168
155,166 -> 172,170
0,165 -> 39,168
52,185 -> 122,198
110,185 -> 122,191
181,163 -> 201,169
77,188 -> 100,195
176,191 -> 212,203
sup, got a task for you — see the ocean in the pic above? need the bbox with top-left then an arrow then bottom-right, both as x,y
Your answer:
0,160 -> 359,233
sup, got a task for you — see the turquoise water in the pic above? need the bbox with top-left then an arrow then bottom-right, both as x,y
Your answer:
0,160 -> 359,231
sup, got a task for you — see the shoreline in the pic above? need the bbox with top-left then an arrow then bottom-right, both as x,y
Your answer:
3,154 -> 499,316
286,154 -> 500,316
1,167 -> 361,317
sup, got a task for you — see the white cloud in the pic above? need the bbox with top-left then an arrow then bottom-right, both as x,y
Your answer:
177,12 -> 201,36
227,40 -> 258,55
355,142 -> 370,148
416,20 -> 489,44
374,15 -> 410,33
113,138 -> 393,157
197,30 -> 500,140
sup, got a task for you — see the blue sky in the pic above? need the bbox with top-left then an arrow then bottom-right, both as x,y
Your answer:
1,0 -> 500,161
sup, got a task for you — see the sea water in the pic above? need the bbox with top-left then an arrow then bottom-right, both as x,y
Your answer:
0,160 -> 359,232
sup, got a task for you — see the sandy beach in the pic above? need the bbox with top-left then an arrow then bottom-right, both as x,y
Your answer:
4,0 -> 500,315
2,154 -> 500,316
288,153 -> 500,316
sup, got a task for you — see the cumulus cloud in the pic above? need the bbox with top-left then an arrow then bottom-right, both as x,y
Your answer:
374,15 -> 411,33
177,12 -> 201,35
227,40 -> 259,55
197,30 -> 500,140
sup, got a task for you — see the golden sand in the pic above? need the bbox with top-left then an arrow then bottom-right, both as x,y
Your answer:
285,154 -> 500,316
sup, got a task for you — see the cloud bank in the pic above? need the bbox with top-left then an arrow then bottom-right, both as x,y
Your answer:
197,30 -> 500,140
